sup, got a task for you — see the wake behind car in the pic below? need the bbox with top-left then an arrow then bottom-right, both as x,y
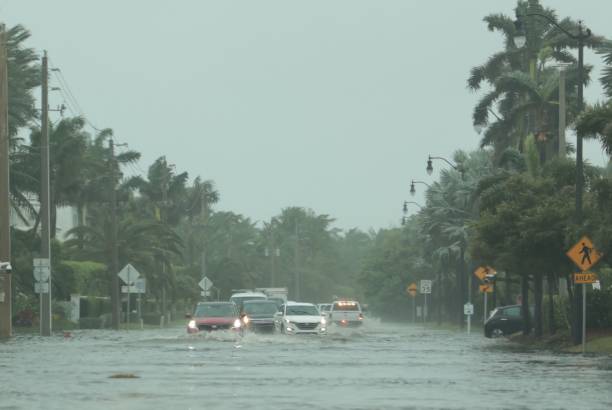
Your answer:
328,300 -> 364,327
242,300 -> 278,333
275,302 -> 327,335
187,302 -> 242,333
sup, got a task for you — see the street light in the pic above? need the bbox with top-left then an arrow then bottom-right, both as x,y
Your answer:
403,201 -> 423,212
426,155 -> 463,177
410,180 -> 431,196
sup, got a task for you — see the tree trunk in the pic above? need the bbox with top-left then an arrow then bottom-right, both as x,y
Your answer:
436,273 -> 442,325
534,272 -> 543,338
457,252 -> 465,328
521,274 -> 531,335
547,272 -> 556,335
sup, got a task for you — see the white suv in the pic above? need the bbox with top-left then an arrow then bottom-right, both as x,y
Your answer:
275,302 -> 327,335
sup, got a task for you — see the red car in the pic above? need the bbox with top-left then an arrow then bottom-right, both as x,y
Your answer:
186,302 -> 242,333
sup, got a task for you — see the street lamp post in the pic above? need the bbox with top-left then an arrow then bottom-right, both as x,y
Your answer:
426,155 -> 463,177
402,201 -> 423,226
410,180 -> 431,196
514,13 -> 591,346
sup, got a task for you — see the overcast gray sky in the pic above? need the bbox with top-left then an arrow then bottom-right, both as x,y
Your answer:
1,0 -> 610,230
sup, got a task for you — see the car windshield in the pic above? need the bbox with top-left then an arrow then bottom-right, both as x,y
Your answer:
244,302 -> 278,315
194,304 -> 236,318
319,305 -> 331,312
333,302 -> 360,311
286,305 -> 319,316
231,296 -> 266,306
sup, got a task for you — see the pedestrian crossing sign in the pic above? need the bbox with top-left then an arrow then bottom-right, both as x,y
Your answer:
566,236 -> 603,272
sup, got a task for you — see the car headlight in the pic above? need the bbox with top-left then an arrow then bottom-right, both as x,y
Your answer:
320,317 -> 326,325
233,319 -> 242,328
188,320 -> 197,329
243,316 -> 249,324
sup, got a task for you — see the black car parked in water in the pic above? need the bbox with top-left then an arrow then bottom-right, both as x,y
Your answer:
484,305 -> 533,338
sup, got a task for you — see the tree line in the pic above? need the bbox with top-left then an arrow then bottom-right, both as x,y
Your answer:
360,0 -> 612,340
4,23 -> 375,326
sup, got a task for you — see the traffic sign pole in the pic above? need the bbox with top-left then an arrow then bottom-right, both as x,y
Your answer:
582,284 -> 587,354
483,292 -> 488,324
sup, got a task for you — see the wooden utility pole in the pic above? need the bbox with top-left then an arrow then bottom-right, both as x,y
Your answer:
0,26 -> 12,338
109,138 -> 120,329
40,51 -> 52,336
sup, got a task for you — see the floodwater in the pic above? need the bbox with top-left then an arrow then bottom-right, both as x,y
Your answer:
1,321 -> 611,410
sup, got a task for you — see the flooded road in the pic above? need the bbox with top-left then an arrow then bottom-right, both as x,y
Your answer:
1,321 -> 611,410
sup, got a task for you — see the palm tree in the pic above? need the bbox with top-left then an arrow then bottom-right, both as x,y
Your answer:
469,0 -> 601,157
28,117 -> 89,238
576,43 -> 612,155
5,24 -> 40,140
65,207 -> 183,302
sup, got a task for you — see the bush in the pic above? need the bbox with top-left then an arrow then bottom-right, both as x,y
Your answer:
79,317 -> 102,329
587,289 -> 612,328
142,313 -> 163,326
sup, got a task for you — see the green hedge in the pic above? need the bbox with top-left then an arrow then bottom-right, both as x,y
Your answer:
79,317 -> 102,329
587,289 -> 612,328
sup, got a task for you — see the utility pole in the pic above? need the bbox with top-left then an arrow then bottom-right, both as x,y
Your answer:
109,138 -> 120,329
558,69 -> 566,157
294,221 -> 300,301
200,189 -> 208,282
40,51 -> 52,336
0,26 -> 12,338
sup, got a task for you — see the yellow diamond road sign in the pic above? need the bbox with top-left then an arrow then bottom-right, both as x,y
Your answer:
474,266 -> 496,281
566,236 -> 603,272
406,283 -> 417,297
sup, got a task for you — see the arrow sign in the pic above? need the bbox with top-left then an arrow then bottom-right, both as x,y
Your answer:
199,276 -> 213,291
118,264 -> 141,285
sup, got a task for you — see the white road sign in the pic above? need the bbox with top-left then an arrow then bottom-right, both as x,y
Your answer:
35,282 -> 50,294
201,290 -> 211,297
464,303 -> 474,315
122,285 -> 145,294
33,258 -> 50,267
33,266 -> 50,282
118,264 -> 140,285
419,280 -> 432,294
199,276 -> 213,291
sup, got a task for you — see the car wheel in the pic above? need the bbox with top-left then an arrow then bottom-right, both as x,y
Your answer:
491,328 -> 504,338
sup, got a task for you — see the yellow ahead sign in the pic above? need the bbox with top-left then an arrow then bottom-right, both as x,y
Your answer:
474,266 -> 496,281
574,272 -> 598,284
566,236 -> 603,271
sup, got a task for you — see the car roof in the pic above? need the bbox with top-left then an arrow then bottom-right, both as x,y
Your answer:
230,292 -> 267,298
243,300 -> 276,305
286,301 -> 315,307
197,301 -> 234,306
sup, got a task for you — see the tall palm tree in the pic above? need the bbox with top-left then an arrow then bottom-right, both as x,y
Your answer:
576,42 -> 612,155
469,0 -> 601,157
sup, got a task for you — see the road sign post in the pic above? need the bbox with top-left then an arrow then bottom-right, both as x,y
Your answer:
566,236 -> 603,354
419,280 -> 432,323
406,283 -> 417,322
117,264 -> 141,329
464,303 -> 474,334
199,277 -> 214,300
